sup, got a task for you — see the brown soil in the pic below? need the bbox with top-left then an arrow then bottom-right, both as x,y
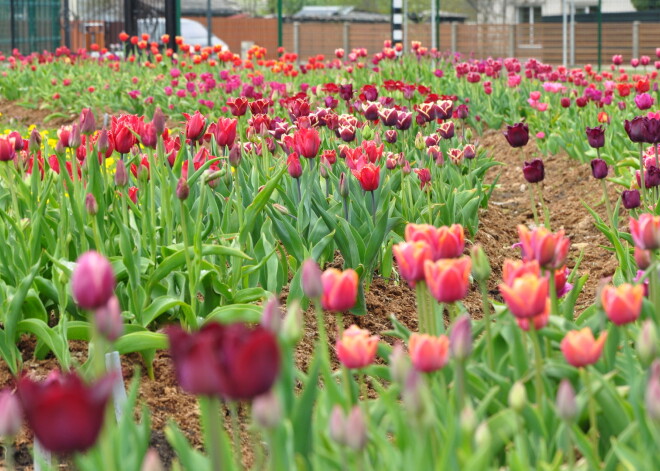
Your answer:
0,127 -> 619,469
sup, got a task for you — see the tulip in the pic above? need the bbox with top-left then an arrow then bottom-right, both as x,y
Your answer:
415,168 -> 431,189
647,360 -> 660,422
167,322 -> 280,400
635,246 -> 652,270
502,259 -> 541,286
141,449 -> 164,471
450,315 -> 472,360
321,268 -> 358,312
393,241 -> 433,288
17,370 -> 114,454
183,111 -> 207,142
560,327 -> 607,367
85,193 -> 98,215
252,390 -> 282,430
585,125 -> 605,148
71,251 -> 116,310
152,106 -> 166,135
112,122 -> 138,155
503,122 -> 529,148
405,223 -> 465,260
385,130 -> 398,144
518,225 -> 570,269
470,244 -> 491,282
227,97 -> 248,116
590,158 -> 608,179
499,273 -> 548,319
293,127 -> 321,159
287,152 -> 303,179
352,162 -> 380,192
344,406 -> 368,451
209,117 -> 237,149
438,121 -> 455,139
516,299 -> 550,331
622,189 -> 641,209
509,381 -> 527,413
0,389 -> 22,437
625,116 -> 648,143
28,128 -> 42,153
638,319 -> 658,366
423,256 -> 471,303
522,159 -> 544,183
94,295 -> 124,342
79,108 -> 96,135
600,283 -> 644,326
301,258 -> 323,299
556,379 -> 578,423
635,93 -> 655,110
0,137 -> 16,161
630,213 -> 660,250
408,333 -> 450,372
336,325 -> 379,369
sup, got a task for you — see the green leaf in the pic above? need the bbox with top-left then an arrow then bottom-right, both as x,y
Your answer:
141,296 -> 192,327
204,304 -> 263,324
114,332 -> 168,354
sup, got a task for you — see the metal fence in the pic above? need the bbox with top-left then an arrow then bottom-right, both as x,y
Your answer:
1,0 -> 179,54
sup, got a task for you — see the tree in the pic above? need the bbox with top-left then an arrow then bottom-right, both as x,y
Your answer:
631,0 -> 660,9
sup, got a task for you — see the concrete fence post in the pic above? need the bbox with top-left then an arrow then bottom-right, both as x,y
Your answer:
293,21 -> 300,58
509,24 -> 516,57
451,22 -> 457,53
343,21 -> 350,53
632,21 -> 640,59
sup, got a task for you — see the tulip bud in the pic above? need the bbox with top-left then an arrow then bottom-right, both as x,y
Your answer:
329,405 -> 346,445
29,129 -> 42,153
508,381 -> 527,413
115,160 -> 128,187
389,342 -> 410,385
281,300 -> 303,344
523,159 -> 544,183
362,125 -> 374,141
621,189 -> 641,210
470,244 -> 491,282
152,106 -> 166,135
229,144 -> 242,168
474,422 -> 491,449
302,259 -> 323,299
465,128 -> 474,141
71,251 -> 116,310
252,390 -> 282,430
460,404 -> 477,435
450,315 -> 472,361
176,177 -> 189,200
94,295 -> 124,342
141,449 -> 164,471
320,160 -> 330,179
85,193 -> 98,216
97,129 -> 110,155
345,406 -> 367,451
261,295 -> 282,334
414,132 -> 425,150
556,379 -> 578,423
646,360 -> 660,422
638,319 -> 658,367
635,247 -> 652,270
385,130 -> 398,144
0,389 -> 22,437
339,172 -> 349,198
69,123 -> 82,148
590,159 -> 608,179
79,108 -> 96,135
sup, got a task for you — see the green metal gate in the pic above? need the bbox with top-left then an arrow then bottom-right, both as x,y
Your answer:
0,0 -> 61,53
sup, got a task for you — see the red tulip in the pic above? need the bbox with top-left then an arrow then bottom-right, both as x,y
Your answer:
336,325 -> 379,369
601,283 -> 644,326
405,223 -> 465,260
209,117 -> 237,149
392,241 -> 433,288
561,328 -> 607,368
0,137 -> 16,161
499,273 -> 548,319
409,333 -> 450,372
517,225 -> 570,269
227,97 -> 248,116
516,299 -> 550,331
321,268 -> 358,312
630,214 -> 660,250
71,251 -> 116,310
293,127 -> 321,159
351,162 -> 381,191
167,322 -> 280,400
423,257 -> 471,303
17,371 -> 114,454
287,152 -> 302,179
183,111 -> 207,142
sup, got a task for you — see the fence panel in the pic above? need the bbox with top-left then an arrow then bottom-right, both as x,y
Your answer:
0,0 -> 61,53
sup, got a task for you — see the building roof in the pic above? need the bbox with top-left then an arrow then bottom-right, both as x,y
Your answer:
287,6 -> 468,23
180,0 -> 243,16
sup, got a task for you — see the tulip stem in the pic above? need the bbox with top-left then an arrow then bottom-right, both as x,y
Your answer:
296,177 -> 301,203
370,190 -> 376,225
200,397 -> 231,471
415,282 -> 431,334
565,425 -> 576,471
640,143 -> 647,204
179,199 -> 198,329
478,279 -> 495,370
601,180 -> 614,230
528,324 -> 544,403
548,271 -> 562,321
3,440 -> 14,471
581,368 -> 599,460
651,251 -> 660,325
454,359 -> 466,410
229,401 -> 244,470
537,186 -> 551,229
233,168 -> 244,229
528,184 -> 540,226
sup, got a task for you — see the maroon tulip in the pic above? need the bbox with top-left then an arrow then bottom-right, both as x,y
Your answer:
385,130 -> 398,144
140,122 -> 158,149
293,127 -> 321,159
625,117 -> 648,143
71,251 -> 116,310
167,322 -> 280,400
560,97 -> 571,108
79,108 -> 96,135
183,111 -> 207,142
17,371 -> 114,454
152,106 -> 166,135
523,159 -> 544,183
622,189 -> 641,209
456,104 -> 469,119
585,125 -> 605,149
227,97 -> 248,116
504,123 -> 529,148
438,121 -> 455,140
378,108 -> 398,126
396,112 -> 413,131
590,158 -> 609,179
339,84 -> 353,101
209,117 -> 237,149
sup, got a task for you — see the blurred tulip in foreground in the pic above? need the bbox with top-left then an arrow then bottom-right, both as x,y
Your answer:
321,268 -> 358,312
336,325 -> 379,369
409,333 -> 450,372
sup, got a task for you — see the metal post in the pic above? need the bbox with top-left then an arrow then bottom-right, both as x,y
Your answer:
63,0 -> 71,48
165,0 -> 179,51
562,0 -> 567,66
569,0 -> 575,66
403,0 -> 408,52
392,0 -> 403,46
509,24 -> 515,57
277,0 -> 283,51
431,0 -> 437,50
343,22 -> 350,54
293,21 -> 300,57
9,0 -> 16,50
206,0 -> 212,47
451,22 -> 457,53
633,21 -> 640,60
597,0 -> 602,71
436,0 -> 440,50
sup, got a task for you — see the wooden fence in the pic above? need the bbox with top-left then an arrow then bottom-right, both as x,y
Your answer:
185,17 -> 660,65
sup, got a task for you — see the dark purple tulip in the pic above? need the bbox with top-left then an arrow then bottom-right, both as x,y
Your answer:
362,102 -> 380,121
590,159 -> 609,179
523,159 -> 544,183
71,251 -> 116,310
622,189 -> 641,209
17,371 -> 114,454
647,166 -> 660,187
378,108 -> 398,126
585,126 -> 605,148
646,118 -> 660,144
167,322 -> 280,400
339,84 -> 353,101
396,112 -> 413,131
625,117 -> 648,143
385,130 -> 398,144
456,104 -> 469,119
504,123 -> 529,148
